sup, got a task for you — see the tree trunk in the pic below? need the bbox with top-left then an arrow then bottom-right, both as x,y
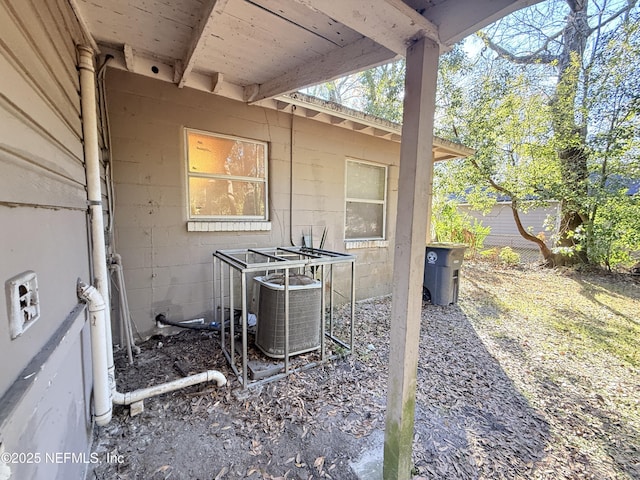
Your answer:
509,200 -> 559,266
550,0 -> 590,263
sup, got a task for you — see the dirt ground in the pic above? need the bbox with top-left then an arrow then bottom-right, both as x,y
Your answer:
88,262 -> 640,479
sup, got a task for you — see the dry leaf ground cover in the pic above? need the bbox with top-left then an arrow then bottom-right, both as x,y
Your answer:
89,262 -> 640,479
458,262 -> 640,478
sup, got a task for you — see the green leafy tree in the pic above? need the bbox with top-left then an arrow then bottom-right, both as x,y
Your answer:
477,0 -> 638,263
588,192 -> 640,269
435,53 -> 564,265
583,14 -> 640,268
431,192 -> 491,256
358,60 -> 406,123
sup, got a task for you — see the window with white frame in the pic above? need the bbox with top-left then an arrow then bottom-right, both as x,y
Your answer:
185,129 -> 268,220
345,159 -> 387,240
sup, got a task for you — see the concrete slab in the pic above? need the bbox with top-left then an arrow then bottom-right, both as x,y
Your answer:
350,429 -> 384,480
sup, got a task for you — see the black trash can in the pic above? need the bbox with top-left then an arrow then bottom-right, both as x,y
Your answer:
423,243 -> 466,305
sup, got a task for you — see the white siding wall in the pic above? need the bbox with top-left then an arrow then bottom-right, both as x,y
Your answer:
459,202 -> 559,249
0,1 -> 94,478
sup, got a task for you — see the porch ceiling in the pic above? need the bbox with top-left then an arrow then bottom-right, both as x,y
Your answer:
72,0 -> 542,103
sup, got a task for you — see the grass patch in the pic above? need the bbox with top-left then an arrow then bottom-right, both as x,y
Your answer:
464,265 -> 640,367
550,307 -> 640,367
459,262 -> 640,478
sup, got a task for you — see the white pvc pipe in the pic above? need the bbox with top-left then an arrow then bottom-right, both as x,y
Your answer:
78,47 -> 227,418
77,282 -> 112,426
110,254 -> 136,364
79,279 -> 227,421
112,371 -> 227,406
77,45 -> 116,393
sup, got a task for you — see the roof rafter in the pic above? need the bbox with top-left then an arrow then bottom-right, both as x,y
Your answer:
248,37 -> 397,102
295,0 -> 440,55
177,0 -> 229,88
424,0 -> 544,45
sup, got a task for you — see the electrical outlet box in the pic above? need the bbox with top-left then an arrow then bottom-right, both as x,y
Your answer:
6,271 -> 40,339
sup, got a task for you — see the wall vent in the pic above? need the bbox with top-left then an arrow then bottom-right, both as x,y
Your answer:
6,270 -> 40,339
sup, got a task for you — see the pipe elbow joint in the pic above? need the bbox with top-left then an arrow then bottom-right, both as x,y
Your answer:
209,370 -> 227,387
77,280 -> 106,312
94,410 -> 112,427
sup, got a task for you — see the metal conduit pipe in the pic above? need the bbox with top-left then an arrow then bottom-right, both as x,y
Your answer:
289,106 -> 297,246
110,253 -> 138,364
78,45 -> 116,393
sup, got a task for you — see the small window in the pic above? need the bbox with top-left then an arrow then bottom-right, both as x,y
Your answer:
185,129 -> 268,221
345,159 -> 387,240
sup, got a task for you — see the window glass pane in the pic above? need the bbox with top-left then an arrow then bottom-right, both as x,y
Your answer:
345,201 -> 384,239
189,178 -> 265,217
346,162 -> 385,200
187,132 -> 265,178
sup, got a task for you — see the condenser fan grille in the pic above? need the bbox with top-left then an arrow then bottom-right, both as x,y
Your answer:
254,274 -> 321,358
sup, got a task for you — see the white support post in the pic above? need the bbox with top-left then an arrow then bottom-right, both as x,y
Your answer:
383,37 -> 440,480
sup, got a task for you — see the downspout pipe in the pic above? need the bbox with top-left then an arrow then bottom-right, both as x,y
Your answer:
77,45 -> 116,392
77,282 -> 112,426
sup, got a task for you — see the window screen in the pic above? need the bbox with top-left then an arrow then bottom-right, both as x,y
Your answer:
345,159 -> 387,240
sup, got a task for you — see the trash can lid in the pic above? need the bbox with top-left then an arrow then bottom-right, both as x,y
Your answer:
426,242 -> 467,249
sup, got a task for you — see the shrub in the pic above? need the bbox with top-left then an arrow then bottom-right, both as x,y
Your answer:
479,248 -> 499,261
431,200 -> 491,257
499,246 -> 521,265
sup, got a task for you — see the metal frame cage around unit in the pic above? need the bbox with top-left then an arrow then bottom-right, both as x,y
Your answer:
212,246 -> 356,388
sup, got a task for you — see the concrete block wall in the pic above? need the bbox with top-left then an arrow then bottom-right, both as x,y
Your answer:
107,69 -> 401,336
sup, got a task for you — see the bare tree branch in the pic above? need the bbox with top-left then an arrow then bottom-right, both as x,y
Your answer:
588,0 -> 638,35
477,31 -> 561,65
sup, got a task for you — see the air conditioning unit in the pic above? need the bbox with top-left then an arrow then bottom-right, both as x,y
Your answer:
254,273 -> 321,358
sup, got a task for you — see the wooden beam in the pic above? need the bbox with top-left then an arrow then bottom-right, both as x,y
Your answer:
296,0 -> 439,55
424,0 -> 543,45
373,128 -> 393,139
352,123 -> 369,131
355,126 -> 373,134
173,60 -> 183,83
123,44 -> 134,72
250,37 -> 396,102
211,72 -> 223,93
98,44 -> 246,101
178,0 -> 229,88
384,37 -> 440,480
